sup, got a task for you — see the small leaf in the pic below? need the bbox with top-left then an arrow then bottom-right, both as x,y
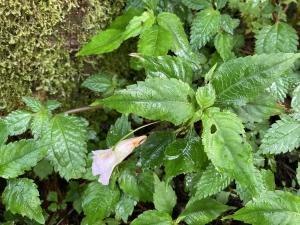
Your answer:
196,84 -> 216,109
5,110 -> 32,136
97,78 -> 196,125
82,73 -> 114,93
82,182 -> 120,223
45,100 -> 61,111
30,108 -> 51,139
220,14 -> 239,35
0,119 -> 8,145
131,210 -> 173,225
33,159 -> 53,180
22,97 -> 43,112
292,84 -> 300,112
2,178 -> 44,224
214,32 -> 235,61
0,140 -> 47,179
181,0 -> 212,10
153,174 -> 177,214
115,194 -> 137,223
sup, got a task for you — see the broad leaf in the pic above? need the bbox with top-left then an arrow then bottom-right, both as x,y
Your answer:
2,178 -> 44,224
30,107 -> 51,139
82,73 -> 114,93
202,108 -> 264,197
22,96 -> 43,112
115,195 -> 137,223
255,22 -> 298,54
82,182 -> 120,223
153,174 -> 177,214
138,25 -> 173,56
0,119 -> 8,145
97,78 -> 196,125
214,32 -> 235,61
43,114 -> 88,180
226,191 -> 300,225
191,8 -> 221,49
5,110 -> 32,136
212,53 -> 300,106
131,210 -> 173,225
0,140 -> 47,178
260,115 -> 300,154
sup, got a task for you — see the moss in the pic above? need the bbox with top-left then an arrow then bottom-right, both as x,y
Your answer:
0,0 -> 126,113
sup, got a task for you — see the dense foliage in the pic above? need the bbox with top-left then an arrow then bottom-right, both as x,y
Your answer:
1,0 -> 300,224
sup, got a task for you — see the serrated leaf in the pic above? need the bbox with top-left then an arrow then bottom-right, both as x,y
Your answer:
214,0 -> 228,9
153,174 -> 177,214
226,191 -> 300,225
191,8 -> 221,49
82,73 -> 114,93
193,164 -> 232,200
131,210 -> 173,225
214,32 -> 235,61
33,159 -> 53,180
212,53 -> 300,106
202,108 -> 264,197
43,114 -> 88,180
22,97 -> 43,112
97,78 -> 196,125
164,132 -> 207,179
2,178 -> 44,224
292,84 -> 300,112
0,140 -> 47,179
45,100 -> 61,111
137,55 -> 193,84
220,14 -> 239,35
0,119 -> 8,145
106,115 -> 132,147
5,110 -> 32,136
138,131 -> 175,168
82,182 -> 120,223
255,22 -> 298,54
30,108 -> 51,139
181,0 -> 212,10
138,25 -> 173,56
178,198 -> 232,225
115,194 -> 137,223
196,84 -> 216,109
260,115 -> 300,154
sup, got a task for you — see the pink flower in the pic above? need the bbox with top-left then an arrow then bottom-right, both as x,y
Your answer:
92,135 -> 147,185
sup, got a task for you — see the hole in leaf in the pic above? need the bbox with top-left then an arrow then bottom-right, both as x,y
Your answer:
210,124 -> 217,134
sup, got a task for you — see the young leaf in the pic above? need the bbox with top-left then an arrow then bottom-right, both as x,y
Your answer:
212,53 -> 300,106
115,195 -> 137,223
2,178 -> 44,224
226,191 -> 300,225
22,96 -> 43,112
136,55 -> 193,84
260,115 -> 300,154
82,73 -> 114,93
0,140 -> 47,179
43,114 -> 88,180
196,84 -> 216,109
191,8 -> 221,49
181,0 -> 212,10
97,78 -> 196,125
255,22 -> 298,54
5,110 -> 32,136
131,210 -> 173,225
138,131 -> 175,168
220,14 -> 239,35
45,100 -> 61,111
0,119 -> 8,145
153,174 -> 177,214
178,198 -> 232,225
106,114 -> 132,147
138,25 -> 173,56
30,107 -> 51,139
214,32 -> 235,61
82,182 -> 120,223
202,108 -> 264,197
193,164 -> 232,200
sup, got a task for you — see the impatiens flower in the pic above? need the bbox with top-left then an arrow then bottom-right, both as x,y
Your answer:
92,135 -> 147,185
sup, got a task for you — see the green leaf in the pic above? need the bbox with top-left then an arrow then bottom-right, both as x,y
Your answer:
82,182 -> 120,223
226,191 -> 300,225
214,32 -> 235,61
82,73 -> 114,93
220,14 -> 239,35
110,8 -> 143,30
181,0 -> 212,10
0,140 -> 47,179
193,164 -> 232,200
255,22 -> 299,54
33,159 -> 53,180
153,174 -> 177,214
22,97 -> 43,112
164,132 -> 207,179
202,108 -> 264,197
106,114 -> 132,147
45,100 -> 61,111
122,11 -> 156,40
2,178 -> 44,224
30,108 -> 51,139
297,162 -> 300,185
5,110 -> 32,136
98,78 -> 196,125
137,55 -> 193,84
196,84 -> 216,109
138,25 -> 173,56
131,210 -> 173,225
260,115 -> 300,154
138,131 -> 175,168
0,119 -> 8,145
214,0 -> 228,9
43,114 -> 88,180
115,195 -> 137,223
191,8 -> 221,49
292,84 -> 300,112
212,53 -> 300,106
178,198 -> 232,225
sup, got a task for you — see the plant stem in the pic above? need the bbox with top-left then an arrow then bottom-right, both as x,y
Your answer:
64,105 -> 102,114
